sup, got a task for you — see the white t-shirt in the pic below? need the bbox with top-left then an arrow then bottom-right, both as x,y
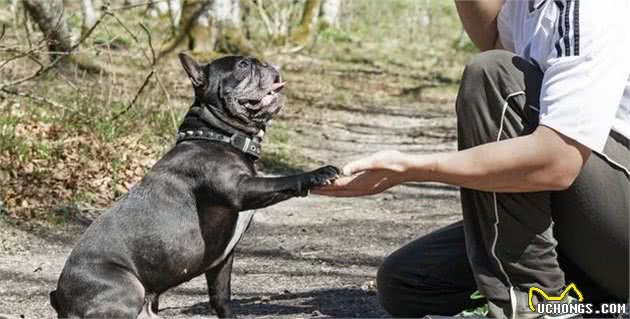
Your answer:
498,0 -> 630,152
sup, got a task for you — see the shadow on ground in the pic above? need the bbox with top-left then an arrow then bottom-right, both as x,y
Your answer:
160,287 -> 387,318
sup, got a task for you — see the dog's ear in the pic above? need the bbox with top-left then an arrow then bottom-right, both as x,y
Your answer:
178,53 -> 205,88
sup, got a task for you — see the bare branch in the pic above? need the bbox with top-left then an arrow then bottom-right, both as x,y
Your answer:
0,9 -> 108,90
69,11 -> 106,53
109,0 -> 169,12
0,24 -> 5,43
140,23 -> 156,65
110,23 -> 158,121
0,42 -> 47,70
110,69 -> 155,121
108,11 -> 139,43
252,0 -> 274,38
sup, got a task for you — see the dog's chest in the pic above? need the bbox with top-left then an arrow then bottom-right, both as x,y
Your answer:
209,210 -> 255,268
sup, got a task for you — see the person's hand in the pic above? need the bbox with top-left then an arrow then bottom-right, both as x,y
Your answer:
312,150 -> 411,197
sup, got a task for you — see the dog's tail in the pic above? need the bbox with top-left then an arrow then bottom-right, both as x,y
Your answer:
49,290 -> 59,314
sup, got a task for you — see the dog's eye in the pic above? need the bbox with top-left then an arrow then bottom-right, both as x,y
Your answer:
238,60 -> 249,69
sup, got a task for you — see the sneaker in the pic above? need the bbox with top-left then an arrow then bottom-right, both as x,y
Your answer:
456,291 -> 489,317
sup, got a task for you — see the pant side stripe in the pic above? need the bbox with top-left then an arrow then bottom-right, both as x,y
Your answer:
492,90 -> 525,319
595,151 -> 630,178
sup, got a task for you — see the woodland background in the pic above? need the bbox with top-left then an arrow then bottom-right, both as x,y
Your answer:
0,1 -> 481,317
0,0 -> 473,224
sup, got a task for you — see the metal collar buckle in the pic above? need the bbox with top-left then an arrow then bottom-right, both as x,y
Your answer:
230,133 -> 261,159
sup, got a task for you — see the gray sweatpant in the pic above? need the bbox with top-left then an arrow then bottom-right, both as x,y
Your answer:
376,50 -> 629,318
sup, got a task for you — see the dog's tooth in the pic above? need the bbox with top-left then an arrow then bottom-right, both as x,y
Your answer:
186,130 -> 193,136
196,130 -> 203,136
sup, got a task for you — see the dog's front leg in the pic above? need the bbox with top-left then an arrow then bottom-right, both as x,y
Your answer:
235,165 -> 339,211
206,252 -> 235,318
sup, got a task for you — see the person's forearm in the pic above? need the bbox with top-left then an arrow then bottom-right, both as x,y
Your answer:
455,0 -> 503,51
404,127 -> 590,192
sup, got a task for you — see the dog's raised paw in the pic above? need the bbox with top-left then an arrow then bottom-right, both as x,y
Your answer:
307,165 -> 340,187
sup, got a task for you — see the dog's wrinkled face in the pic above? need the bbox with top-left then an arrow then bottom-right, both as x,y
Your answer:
179,53 -> 284,131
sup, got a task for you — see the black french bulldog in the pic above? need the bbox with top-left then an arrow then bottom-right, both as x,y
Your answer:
50,54 -> 339,318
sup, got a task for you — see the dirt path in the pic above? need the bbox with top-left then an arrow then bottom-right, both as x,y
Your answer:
0,95 -> 461,318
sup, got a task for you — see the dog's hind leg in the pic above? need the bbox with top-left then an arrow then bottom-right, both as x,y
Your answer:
205,252 -> 235,318
146,293 -> 159,314
138,297 -> 161,319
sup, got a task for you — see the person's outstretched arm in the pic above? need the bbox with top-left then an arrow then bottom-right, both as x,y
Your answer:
314,1 -> 630,198
312,126 -> 589,197
455,0 -> 504,51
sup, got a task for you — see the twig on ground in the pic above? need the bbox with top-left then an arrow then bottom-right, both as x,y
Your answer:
0,87 -> 67,110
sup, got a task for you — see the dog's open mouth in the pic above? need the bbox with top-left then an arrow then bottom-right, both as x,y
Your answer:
238,81 -> 285,111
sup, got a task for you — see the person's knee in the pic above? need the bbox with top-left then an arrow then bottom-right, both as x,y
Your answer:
462,50 -> 514,80
376,256 -> 405,316
376,255 -> 435,317
456,50 -> 514,118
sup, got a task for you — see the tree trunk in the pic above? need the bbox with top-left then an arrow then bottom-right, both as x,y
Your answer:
211,0 -> 255,55
168,0 -> 183,29
161,0 -> 254,57
320,0 -> 340,28
80,0 -> 97,37
212,0 -> 241,27
23,0 -> 72,60
147,0 -> 181,25
146,1 -> 169,17
9,0 -> 19,14
179,0 -> 214,53
24,0 -> 104,72
289,0 -> 321,46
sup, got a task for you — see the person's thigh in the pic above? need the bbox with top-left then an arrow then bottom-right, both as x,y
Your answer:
553,133 -> 630,300
376,221 -> 482,317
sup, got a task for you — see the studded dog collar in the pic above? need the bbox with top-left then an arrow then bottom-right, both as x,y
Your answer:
176,128 -> 262,159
